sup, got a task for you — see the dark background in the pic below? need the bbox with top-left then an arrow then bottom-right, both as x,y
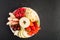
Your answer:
0,0 -> 60,40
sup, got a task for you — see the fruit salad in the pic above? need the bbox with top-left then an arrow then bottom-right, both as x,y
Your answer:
7,7 -> 41,38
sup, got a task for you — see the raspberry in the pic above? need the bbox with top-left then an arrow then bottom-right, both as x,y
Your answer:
33,21 -> 38,27
13,7 -> 26,19
19,7 -> 26,14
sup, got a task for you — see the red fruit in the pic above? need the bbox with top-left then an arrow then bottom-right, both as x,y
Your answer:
11,25 -> 20,31
28,31 -> 33,36
30,26 -> 35,31
28,30 -> 37,36
30,27 -> 40,35
25,27 -> 31,32
13,9 -> 19,15
19,12 -> 25,17
34,30 -> 38,34
31,30 -> 37,34
33,21 -> 40,30
35,27 -> 40,31
13,7 -> 26,19
16,14 -> 20,18
19,7 -> 26,14
17,26 -> 20,30
30,22 -> 34,26
33,22 -> 38,27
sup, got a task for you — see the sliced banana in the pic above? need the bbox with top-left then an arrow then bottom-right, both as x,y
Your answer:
18,31 -> 21,38
25,7 -> 40,22
18,29 -> 30,38
20,30 -> 25,38
22,30 -> 30,38
18,29 -> 25,38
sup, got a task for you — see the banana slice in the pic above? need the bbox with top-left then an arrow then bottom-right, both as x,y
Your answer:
18,29 -> 25,38
22,30 -> 30,38
20,30 -> 25,38
18,28 -> 31,38
18,31 -> 21,38
19,17 -> 30,28
18,30 -> 22,38
25,7 -> 40,22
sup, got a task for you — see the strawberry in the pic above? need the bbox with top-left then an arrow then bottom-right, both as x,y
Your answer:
29,22 -> 40,35
30,26 -> 35,31
28,31 -> 33,36
25,27 -> 31,32
33,21 -> 38,27
30,27 -> 40,35
27,21 -> 40,35
33,21 -> 40,30
29,22 -> 36,31
36,27 -> 40,30
30,22 -> 34,26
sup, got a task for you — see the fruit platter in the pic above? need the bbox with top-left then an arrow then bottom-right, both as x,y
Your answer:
7,7 -> 41,38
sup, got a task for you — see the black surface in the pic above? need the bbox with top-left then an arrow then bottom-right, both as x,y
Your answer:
0,0 -> 60,40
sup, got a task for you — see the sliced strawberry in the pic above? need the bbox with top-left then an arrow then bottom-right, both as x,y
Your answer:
25,27 -> 31,32
28,22 -> 40,35
30,27 -> 40,35
28,22 -> 39,35
30,26 -> 35,31
33,21 -> 40,30
30,22 -> 34,26
34,27 -> 40,34
28,31 -> 33,36
33,21 -> 38,27
32,30 -> 37,34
